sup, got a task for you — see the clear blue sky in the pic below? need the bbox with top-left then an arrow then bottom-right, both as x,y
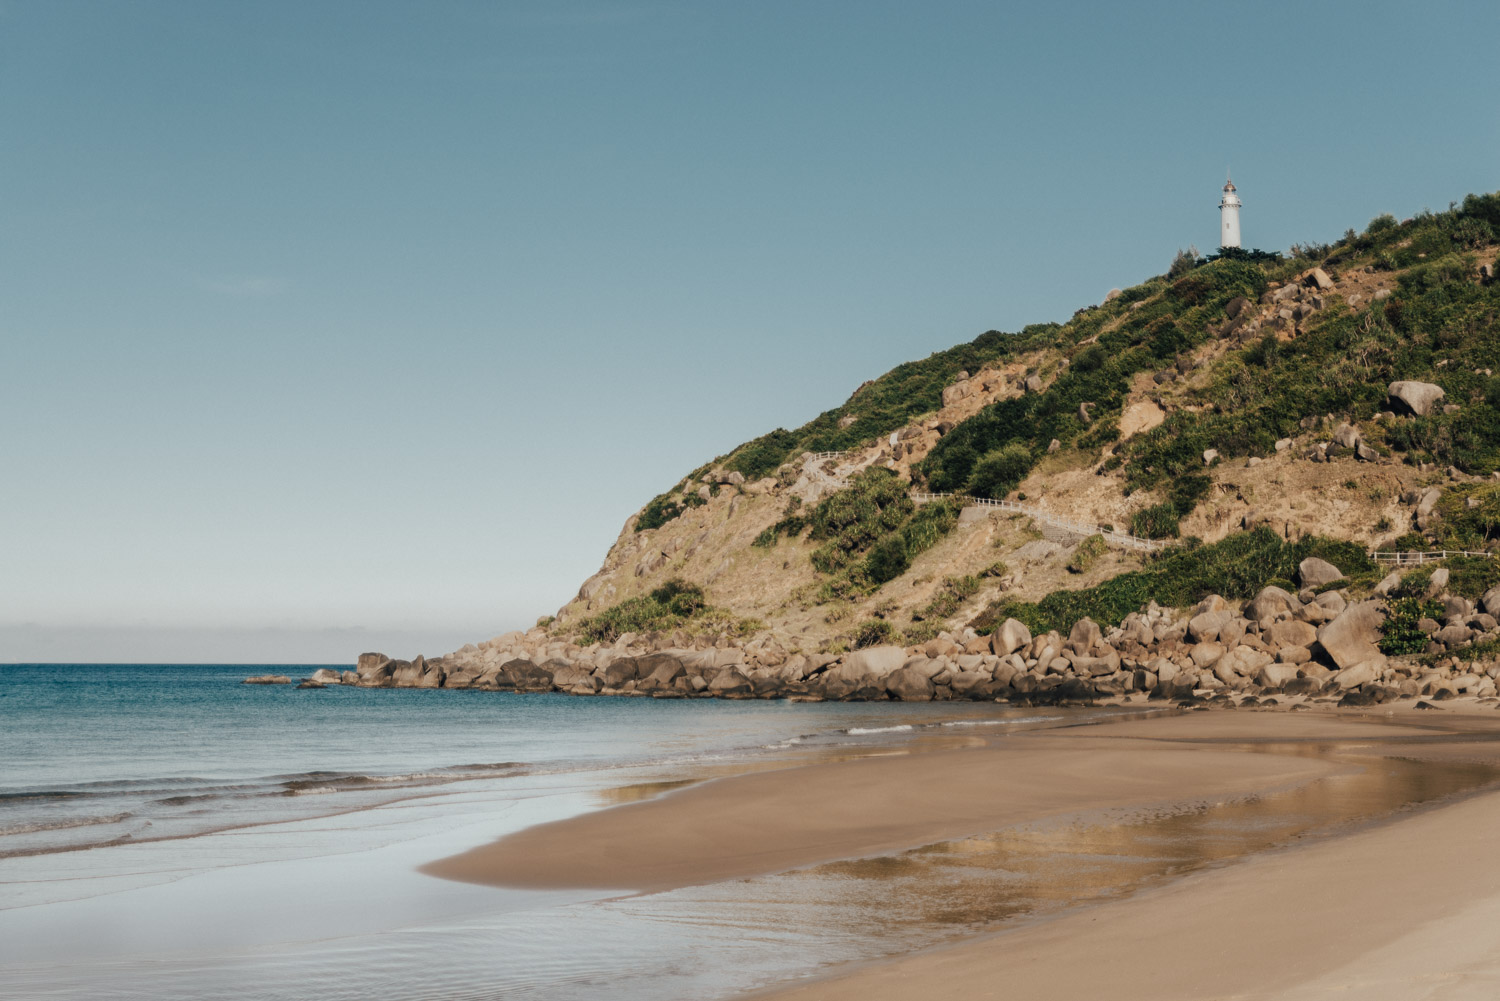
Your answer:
3,1 -> 1496,662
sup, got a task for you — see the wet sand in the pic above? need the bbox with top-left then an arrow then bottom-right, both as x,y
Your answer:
748,704 -> 1500,1001
425,703 -> 1500,1000
422,729 -> 1339,893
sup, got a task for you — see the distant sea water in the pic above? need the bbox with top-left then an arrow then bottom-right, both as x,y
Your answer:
1,663 -> 1090,1001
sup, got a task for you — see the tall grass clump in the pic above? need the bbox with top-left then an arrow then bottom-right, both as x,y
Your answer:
805,467 -> 963,596
576,579 -> 708,643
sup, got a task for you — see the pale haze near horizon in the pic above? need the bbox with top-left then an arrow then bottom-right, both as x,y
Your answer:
4,0 -> 1496,663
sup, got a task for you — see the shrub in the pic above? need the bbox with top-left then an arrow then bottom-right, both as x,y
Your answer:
716,329 -> 1026,480
851,619 -> 897,649
1390,566 -> 1435,599
1068,534 -> 1108,574
1380,597 -> 1444,656
1130,502 -> 1180,539
808,468 -> 913,573
1443,555 -> 1500,600
804,468 -> 962,594
902,621 -> 941,645
916,574 -> 982,620
967,443 -> 1033,499
1167,247 -> 1199,279
1169,473 -> 1214,517
636,493 -> 684,532
575,579 -> 709,643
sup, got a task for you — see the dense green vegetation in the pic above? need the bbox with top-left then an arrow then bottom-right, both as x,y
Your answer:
574,579 -> 759,644
1066,534 -> 1108,574
1380,596 -> 1445,656
1125,196 -> 1500,491
975,528 -> 1374,636
802,467 -> 965,597
636,191 -> 1499,549
850,619 -> 898,649
918,260 -> 1267,503
720,331 -> 1019,482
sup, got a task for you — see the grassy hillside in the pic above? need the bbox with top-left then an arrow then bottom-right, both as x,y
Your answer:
562,191 -> 1500,651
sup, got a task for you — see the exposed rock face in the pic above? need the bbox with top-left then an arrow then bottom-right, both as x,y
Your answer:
329,560 -> 1500,709
885,666 -> 936,702
1317,602 -> 1388,671
991,619 -> 1032,657
1299,558 -> 1344,588
1305,267 -> 1335,290
1387,381 -> 1446,417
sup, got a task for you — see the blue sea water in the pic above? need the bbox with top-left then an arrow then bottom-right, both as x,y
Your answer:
1,663 -> 1074,1001
5,663 -> 969,859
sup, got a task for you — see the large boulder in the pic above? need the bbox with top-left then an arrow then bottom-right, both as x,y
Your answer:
826,645 -> 908,685
497,659 -> 553,691
1217,646 -> 1273,680
1305,267 -> 1335,290
707,668 -> 753,696
1388,381 -> 1446,417
1188,610 -> 1232,643
991,619 -> 1033,657
885,667 -> 937,702
637,654 -> 686,688
1299,558 -> 1344,588
356,652 -> 391,677
1434,624 -> 1474,647
1245,585 -> 1300,623
1257,663 -> 1301,689
1190,642 -> 1226,668
1067,618 -> 1103,655
599,658 -> 644,687
1482,586 -> 1500,618
1333,660 -> 1383,690
1071,651 -> 1122,677
551,664 -> 601,693
391,657 -> 424,686
309,668 -> 343,684
1265,620 -> 1318,649
1317,601 -> 1388,671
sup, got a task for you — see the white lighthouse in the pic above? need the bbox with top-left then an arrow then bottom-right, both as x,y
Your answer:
1219,175 -> 1242,249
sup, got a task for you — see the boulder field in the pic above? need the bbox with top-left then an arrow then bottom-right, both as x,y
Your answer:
293,563 -> 1500,708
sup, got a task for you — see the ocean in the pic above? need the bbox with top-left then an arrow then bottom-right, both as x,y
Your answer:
0,663 -> 1083,1000
9,665 -> 1493,1001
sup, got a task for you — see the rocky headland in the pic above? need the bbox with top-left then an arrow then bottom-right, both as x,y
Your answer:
320,193 -> 1500,714
328,553 -> 1500,711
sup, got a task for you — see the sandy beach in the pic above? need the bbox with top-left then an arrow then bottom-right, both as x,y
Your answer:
425,703 -> 1500,999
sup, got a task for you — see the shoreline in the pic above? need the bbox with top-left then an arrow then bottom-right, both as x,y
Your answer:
748,720 -> 1500,1001
422,703 -> 1500,999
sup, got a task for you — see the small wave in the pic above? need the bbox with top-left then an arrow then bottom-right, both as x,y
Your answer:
275,763 -> 527,795
0,812 -> 132,836
941,715 -> 1062,728
152,794 -> 219,806
0,790 -> 87,804
284,786 -> 340,796
845,725 -> 914,735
